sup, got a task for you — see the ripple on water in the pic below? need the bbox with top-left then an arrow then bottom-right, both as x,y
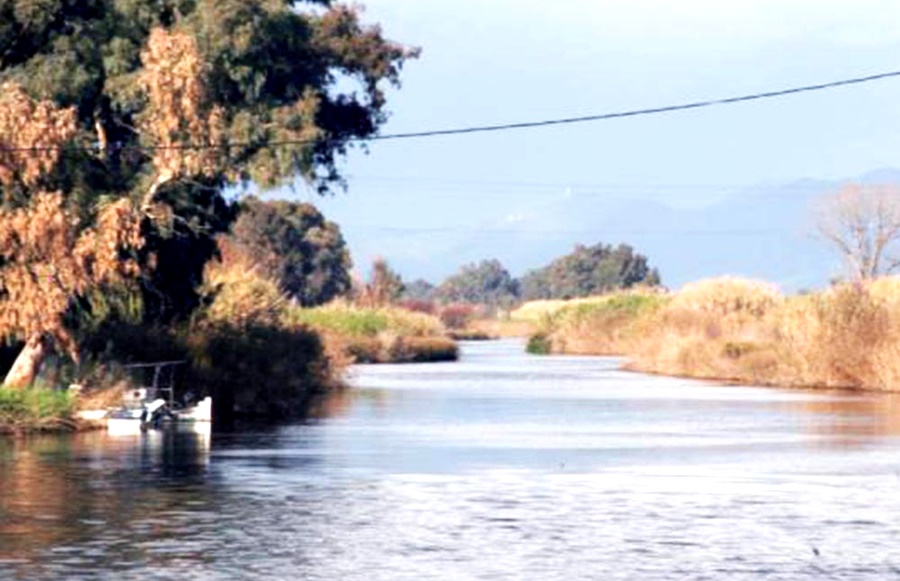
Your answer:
3,341 -> 900,580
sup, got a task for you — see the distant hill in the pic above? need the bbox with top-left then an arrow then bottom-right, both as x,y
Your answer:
335,169 -> 900,292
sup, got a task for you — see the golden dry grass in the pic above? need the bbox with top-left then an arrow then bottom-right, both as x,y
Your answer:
533,277 -> 900,391
520,290 -> 669,355
511,296 -> 615,323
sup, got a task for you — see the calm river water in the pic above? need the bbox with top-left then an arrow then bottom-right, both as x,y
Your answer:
2,340 -> 900,580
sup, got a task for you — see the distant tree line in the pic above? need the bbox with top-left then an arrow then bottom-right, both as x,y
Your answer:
218,228 -> 660,311
519,243 -> 660,300
401,243 -> 661,307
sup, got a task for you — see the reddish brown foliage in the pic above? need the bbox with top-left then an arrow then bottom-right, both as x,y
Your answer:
0,192 -> 143,356
139,28 -> 226,186
0,82 -> 77,190
439,303 -> 476,330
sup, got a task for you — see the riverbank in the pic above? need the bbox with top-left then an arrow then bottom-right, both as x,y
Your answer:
288,302 -> 458,363
0,302 -> 458,434
0,387 -> 80,435
523,277 -> 900,391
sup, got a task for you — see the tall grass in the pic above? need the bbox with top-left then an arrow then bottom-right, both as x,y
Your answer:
525,290 -> 668,355
512,295 -> 617,323
0,387 -> 75,432
287,301 -> 445,338
287,301 -> 457,363
527,277 -> 900,391
627,277 -> 785,383
465,317 -> 536,339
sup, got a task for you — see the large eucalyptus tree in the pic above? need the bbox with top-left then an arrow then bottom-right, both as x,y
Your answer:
0,0 -> 417,385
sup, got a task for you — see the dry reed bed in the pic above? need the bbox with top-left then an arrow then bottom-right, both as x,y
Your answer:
526,277 -> 900,391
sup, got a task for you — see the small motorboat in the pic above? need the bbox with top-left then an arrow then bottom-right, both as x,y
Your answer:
84,360 -> 212,436
105,387 -> 212,435
105,388 -> 212,434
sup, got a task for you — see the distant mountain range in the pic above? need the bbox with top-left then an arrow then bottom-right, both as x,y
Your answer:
339,169 -> 900,292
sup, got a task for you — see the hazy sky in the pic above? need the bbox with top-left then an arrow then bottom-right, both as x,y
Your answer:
275,0 -> 900,283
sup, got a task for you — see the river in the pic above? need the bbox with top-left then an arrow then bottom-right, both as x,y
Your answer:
2,339 -> 900,580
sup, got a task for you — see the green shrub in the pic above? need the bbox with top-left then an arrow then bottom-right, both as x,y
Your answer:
0,387 -> 75,431
526,333 -> 552,355
285,302 -> 457,364
185,322 -> 333,421
388,337 -> 459,363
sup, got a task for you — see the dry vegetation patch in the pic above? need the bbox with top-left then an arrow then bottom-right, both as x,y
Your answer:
527,277 -> 900,391
289,301 -> 457,364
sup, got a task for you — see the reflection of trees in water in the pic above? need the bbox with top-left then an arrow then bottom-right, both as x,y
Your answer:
0,430 -> 213,571
0,437 -> 76,559
307,387 -> 391,420
306,388 -> 354,420
789,393 -> 900,445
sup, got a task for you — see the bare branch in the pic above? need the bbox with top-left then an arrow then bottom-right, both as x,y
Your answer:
816,183 -> 900,280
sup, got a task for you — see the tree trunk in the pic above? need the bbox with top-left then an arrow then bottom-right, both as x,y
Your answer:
4,334 -> 47,389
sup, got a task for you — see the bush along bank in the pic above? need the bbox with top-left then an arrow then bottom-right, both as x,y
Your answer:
1,262 -> 458,433
522,277 -> 900,391
6,255 -> 352,431
0,386 -> 77,434
164,253 -> 348,423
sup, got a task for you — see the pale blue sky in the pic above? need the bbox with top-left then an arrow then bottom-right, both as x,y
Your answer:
275,0 -> 900,287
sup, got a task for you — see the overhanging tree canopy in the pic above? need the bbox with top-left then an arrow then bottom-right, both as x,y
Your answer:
0,0 -> 418,386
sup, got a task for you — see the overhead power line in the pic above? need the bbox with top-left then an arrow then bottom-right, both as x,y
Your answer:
4,69 -> 900,154
369,69 -> 900,142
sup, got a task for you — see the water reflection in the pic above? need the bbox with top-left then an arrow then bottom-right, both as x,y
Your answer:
785,392 -> 900,445
0,428 -> 212,574
3,341 -> 900,580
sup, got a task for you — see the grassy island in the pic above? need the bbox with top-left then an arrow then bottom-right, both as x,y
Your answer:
289,302 -> 458,364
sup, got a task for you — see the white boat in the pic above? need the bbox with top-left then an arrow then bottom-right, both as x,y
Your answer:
77,361 -> 212,436
104,393 -> 212,434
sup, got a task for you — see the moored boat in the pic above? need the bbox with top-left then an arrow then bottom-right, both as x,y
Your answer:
76,360 -> 212,435
104,392 -> 212,436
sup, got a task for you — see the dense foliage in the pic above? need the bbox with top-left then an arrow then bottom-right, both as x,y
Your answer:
231,197 -> 351,306
519,243 -> 660,300
0,0 -> 416,192
436,259 -> 518,308
0,0 -> 417,389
